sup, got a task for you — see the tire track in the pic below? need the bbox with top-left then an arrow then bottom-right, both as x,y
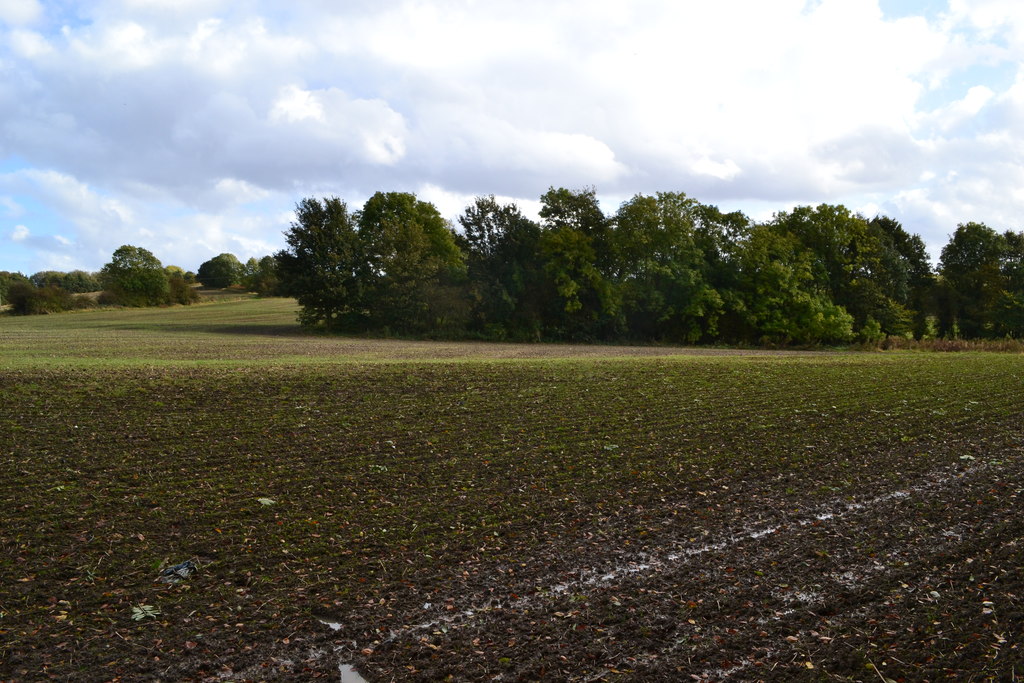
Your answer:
330,453 -> 1021,680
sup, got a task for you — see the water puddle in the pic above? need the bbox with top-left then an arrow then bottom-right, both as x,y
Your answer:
339,664 -> 369,683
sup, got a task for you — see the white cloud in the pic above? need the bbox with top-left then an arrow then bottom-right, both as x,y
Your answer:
0,196 -> 23,216
691,158 -> 741,182
8,29 -> 52,58
417,183 -> 545,227
14,1 -> 954,201
16,169 -> 135,228
2,0 -> 1024,272
66,21 -> 167,70
148,209 -> 284,269
270,85 -> 325,123
213,177 -> 271,205
947,0 -> 1024,44
923,84 -> 996,131
12,224 -> 29,241
122,0 -> 222,10
0,0 -> 42,26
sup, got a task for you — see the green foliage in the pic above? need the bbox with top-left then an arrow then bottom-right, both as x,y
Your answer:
165,265 -> 197,285
735,224 -> 854,345
100,245 -> 170,307
938,223 -> 1024,339
197,253 -> 244,288
357,191 -> 467,333
537,187 -> 619,339
870,216 -> 934,338
859,316 -> 885,344
766,205 -> 922,338
168,272 -> 200,305
276,197 -> 364,331
459,195 -> 545,339
241,256 -> 281,296
7,282 -> 85,315
267,189 -> 1023,345
612,192 -> 724,342
0,271 -> 31,305
163,265 -> 199,304
30,269 -> 101,293
540,225 -> 610,318
274,193 -> 468,334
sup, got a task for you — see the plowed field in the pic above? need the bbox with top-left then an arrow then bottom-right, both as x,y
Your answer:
1,299 -> 1021,681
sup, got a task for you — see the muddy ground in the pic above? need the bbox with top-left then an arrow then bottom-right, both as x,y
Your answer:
1,352 -> 1021,682
308,431 -> 1023,682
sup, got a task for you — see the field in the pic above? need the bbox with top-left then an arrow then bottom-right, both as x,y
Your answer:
1,297 -> 1022,682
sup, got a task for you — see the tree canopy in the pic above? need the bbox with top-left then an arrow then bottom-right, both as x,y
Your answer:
268,187 -> 1024,344
275,193 -> 466,333
100,245 -> 170,307
197,253 -> 244,288
275,196 -> 364,330
8,186 -> 1023,344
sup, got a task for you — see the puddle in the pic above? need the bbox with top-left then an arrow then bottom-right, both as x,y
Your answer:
319,618 -> 342,631
339,664 -> 369,683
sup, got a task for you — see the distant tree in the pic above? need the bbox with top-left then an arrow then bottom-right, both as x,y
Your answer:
7,281 -> 40,314
1002,230 -> 1024,293
162,266 -> 199,305
357,191 -> 467,333
539,187 -> 610,242
29,271 -> 59,289
100,245 -> 170,307
0,271 -> 31,307
69,269 -> 102,293
29,270 -> 101,293
691,203 -> 751,341
612,192 -> 723,342
869,216 -> 934,338
266,187 -> 959,346
458,195 -> 545,338
768,205 -> 921,337
735,223 -> 854,345
241,256 -> 281,296
938,222 -> 1006,338
197,253 -> 244,288
275,197 -> 365,330
993,230 -> 1024,337
538,187 -> 618,339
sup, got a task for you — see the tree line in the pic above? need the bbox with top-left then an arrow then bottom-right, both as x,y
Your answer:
0,247 -> 277,314
4,187 -> 1022,346
0,246 -> 196,314
275,189 -> 1024,344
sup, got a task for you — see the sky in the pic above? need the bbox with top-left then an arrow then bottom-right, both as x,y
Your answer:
1,0 -> 1023,274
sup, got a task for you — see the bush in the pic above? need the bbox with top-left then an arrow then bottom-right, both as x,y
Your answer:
7,283 -> 90,315
858,317 -> 885,344
876,335 -> 1024,353
168,275 -> 199,305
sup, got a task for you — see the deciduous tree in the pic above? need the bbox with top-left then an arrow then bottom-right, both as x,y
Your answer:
197,253 -> 243,288
358,192 -> 466,333
100,245 -> 170,307
275,197 -> 364,330
458,195 -> 545,339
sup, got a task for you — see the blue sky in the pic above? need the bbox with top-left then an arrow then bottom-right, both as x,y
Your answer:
2,0 -> 1023,274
